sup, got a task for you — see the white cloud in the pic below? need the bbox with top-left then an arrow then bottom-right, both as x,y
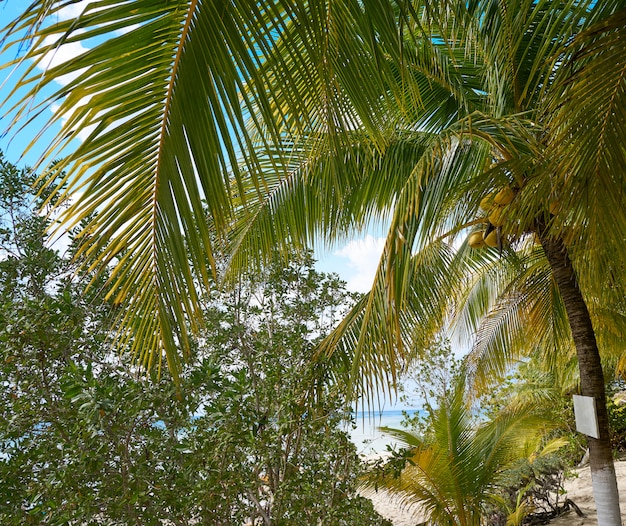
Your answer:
333,235 -> 386,293
57,1 -> 92,20
40,1 -> 117,84
37,7 -> 139,141
57,1 -> 138,35
39,33 -> 89,85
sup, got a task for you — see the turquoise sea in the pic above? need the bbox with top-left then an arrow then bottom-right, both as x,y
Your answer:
349,409 -> 422,455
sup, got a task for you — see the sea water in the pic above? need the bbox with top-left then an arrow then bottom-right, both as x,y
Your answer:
349,409 -> 422,455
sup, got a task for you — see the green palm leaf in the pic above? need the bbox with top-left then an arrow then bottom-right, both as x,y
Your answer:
546,8 -> 626,283
363,373 -> 555,526
1,0 -> 403,374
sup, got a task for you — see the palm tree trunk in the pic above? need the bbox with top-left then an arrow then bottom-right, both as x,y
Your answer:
537,224 -> 622,526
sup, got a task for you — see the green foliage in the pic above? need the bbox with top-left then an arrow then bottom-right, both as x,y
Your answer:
0,153 -> 389,525
187,250 -> 388,524
366,349 -> 591,526
489,452 -> 570,526
365,368 -> 559,526
477,362 -> 626,465
607,380 -> 626,453
397,337 -> 462,437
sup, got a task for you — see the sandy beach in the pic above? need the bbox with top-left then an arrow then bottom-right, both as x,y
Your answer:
366,488 -> 426,526
365,459 -> 626,526
549,459 -> 626,526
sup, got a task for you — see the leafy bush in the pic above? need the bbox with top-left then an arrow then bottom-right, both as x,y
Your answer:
0,152 -> 389,525
487,453 -> 572,526
607,381 -> 626,452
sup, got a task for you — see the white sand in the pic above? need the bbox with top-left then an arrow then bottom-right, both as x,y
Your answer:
549,459 -> 626,526
365,459 -> 626,526
365,487 -> 425,526
360,451 -> 426,525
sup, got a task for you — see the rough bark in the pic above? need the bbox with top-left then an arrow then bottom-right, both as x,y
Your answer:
537,224 -> 622,526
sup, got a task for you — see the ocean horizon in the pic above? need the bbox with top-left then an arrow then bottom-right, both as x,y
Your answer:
348,409 -> 423,455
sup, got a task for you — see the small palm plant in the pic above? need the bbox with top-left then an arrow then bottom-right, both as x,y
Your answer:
363,372 -> 560,526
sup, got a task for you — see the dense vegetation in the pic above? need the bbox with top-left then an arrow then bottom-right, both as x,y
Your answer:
2,1 -> 626,524
0,154 -> 389,525
368,341 -> 626,526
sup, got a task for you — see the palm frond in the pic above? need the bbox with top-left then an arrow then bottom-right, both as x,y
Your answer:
0,0 -> 404,374
546,8 -> 626,275
364,372 -> 553,526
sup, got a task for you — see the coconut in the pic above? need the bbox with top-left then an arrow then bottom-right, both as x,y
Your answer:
488,206 -> 505,227
484,230 -> 499,247
468,231 -> 485,248
479,194 -> 494,211
494,186 -> 515,205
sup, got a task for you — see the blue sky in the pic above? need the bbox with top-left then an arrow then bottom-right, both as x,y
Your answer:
0,1 -> 94,167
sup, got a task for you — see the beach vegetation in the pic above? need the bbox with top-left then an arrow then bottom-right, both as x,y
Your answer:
370,346 -> 626,525
0,153 -> 389,525
2,2 -> 626,523
364,369 -> 566,526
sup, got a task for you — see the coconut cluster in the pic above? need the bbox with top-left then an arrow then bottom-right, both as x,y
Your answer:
468,186 -> 515,249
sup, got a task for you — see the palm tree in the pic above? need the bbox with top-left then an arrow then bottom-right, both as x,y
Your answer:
362,372 -> 564,526
224,2 -> 626,522
2,1 -> 625,523
1,0 -> 402,378
233,4 -> 626,523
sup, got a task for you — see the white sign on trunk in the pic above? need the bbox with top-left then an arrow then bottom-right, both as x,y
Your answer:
573,394 -> 599,439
